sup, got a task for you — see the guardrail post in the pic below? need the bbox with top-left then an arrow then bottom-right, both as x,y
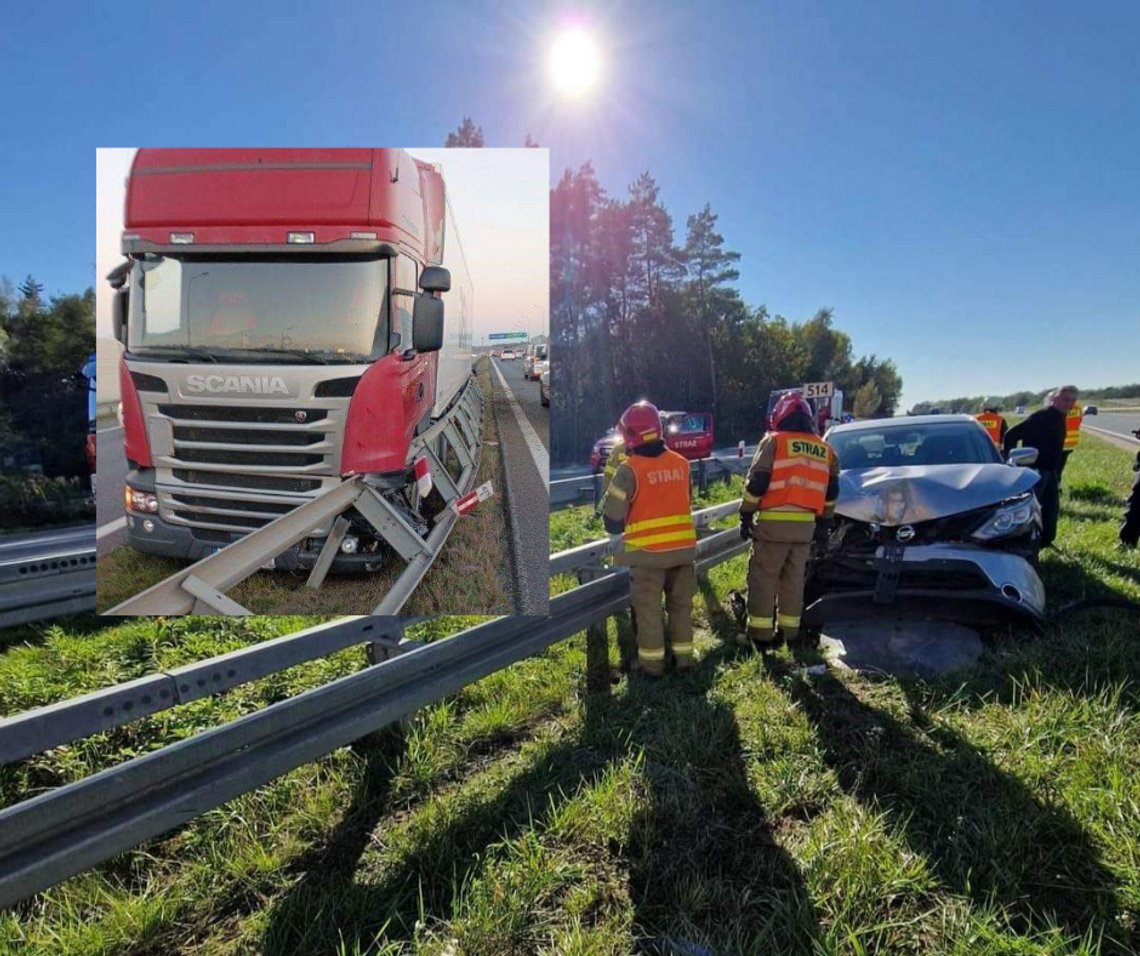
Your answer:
593,472 -> 603,508
365,620 -> 417,731
577,566 -> 612,694
698,458 -> 708,495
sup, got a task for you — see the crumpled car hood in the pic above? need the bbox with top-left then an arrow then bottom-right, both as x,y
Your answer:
836,464 -> 1039,526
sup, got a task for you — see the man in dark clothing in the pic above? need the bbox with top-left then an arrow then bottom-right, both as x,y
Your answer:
1121,436 -> 1140,550
1003,386 -> 1078,547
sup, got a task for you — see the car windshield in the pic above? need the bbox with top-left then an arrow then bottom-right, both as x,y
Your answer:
828,421 -> 1002,469
128,254 -> 389,363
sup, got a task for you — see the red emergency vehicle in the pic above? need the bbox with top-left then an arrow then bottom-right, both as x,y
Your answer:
108,148 -> 473,571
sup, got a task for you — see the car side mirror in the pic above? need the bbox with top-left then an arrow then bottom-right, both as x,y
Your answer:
419,266 -> 451,293
1008,447 -> 1038,467
412,295 -> 444,353
112,290 -> 129,344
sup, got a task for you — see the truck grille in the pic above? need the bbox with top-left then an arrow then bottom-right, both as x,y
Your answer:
175,448 -> 325,467
172,425 -> 323,446
172,469 -> 323,493
158,404 -> 329,424
132,360 -> 364,537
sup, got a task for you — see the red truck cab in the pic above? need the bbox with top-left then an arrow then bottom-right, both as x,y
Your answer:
109,148 -> 472,571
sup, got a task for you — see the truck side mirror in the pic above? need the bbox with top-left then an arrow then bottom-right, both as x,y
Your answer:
412,295 -> 444,353
112,290 -> 129,344
419,266 -> 451,293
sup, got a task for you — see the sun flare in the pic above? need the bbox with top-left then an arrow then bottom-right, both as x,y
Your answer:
549,27 -> 601,99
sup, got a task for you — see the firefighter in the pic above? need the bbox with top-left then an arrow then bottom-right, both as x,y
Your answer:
600,433 -> 629,499
1062,398 -> 1083,477
975,399 -> 1008,448
738,392 -> 840,648
602,401 -> 698,676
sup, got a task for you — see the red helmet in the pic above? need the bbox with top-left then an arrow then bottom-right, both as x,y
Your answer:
619,401 -> 662,449
770,392 -> 815,432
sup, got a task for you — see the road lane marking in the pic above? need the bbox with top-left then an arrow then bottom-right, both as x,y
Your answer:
97,517 -> 127,540
1084,424 -> 1139,445
492,361 -> 549,486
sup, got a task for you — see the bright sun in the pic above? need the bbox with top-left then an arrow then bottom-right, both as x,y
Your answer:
549,27 -> 601,98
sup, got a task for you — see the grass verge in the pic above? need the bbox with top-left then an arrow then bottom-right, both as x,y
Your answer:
3,436 -> 1138,954
95,358 -> 512,614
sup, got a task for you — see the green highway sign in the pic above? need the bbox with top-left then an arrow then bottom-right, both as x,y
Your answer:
488,331 -> 529,340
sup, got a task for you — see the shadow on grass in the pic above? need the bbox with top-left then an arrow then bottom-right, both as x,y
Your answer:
613,640 -> 821,954
0,612 -> 111,653
774,650 -> 1134,953
260,592 -> 820,955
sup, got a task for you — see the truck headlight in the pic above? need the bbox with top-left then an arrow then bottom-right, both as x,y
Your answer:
971,493 -> 1039,541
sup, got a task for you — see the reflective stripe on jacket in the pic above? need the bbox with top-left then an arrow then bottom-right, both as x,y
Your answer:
975,412 -> 1004,446
758,431 -> 834,516
624,450 -> 697,552
1065,408 -> 1082,449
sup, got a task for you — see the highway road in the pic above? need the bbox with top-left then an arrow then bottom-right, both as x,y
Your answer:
1087,413 -> 1140,444
96,419 -> 128,555
489,355 -> 550,614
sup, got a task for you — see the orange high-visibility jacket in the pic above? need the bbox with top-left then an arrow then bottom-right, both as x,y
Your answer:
1065,407 -> 1083,450
623,450 -> 697,552
975,412 -> 1004,445
758,432 -> 835,516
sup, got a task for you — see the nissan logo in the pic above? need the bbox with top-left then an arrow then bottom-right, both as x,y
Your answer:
896,525 -> 915,543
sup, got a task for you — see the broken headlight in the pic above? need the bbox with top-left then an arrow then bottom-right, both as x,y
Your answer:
971,492 -> 1039,541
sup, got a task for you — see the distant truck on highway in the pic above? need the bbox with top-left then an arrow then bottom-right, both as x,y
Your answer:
108,148 -> 473,571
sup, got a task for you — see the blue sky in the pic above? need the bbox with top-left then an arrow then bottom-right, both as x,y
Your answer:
2,0 -> 1138,408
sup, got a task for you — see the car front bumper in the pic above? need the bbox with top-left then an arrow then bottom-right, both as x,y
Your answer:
805,542 -> 1046,630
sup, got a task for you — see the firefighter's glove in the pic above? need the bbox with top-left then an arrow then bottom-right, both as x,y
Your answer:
813,517 -> 833,551
739,511 -> 755,542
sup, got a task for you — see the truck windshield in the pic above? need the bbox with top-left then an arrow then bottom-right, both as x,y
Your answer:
128,255 -> 389,363
664,414 -> 710,434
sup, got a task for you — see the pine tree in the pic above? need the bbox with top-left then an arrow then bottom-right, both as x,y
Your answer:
444,118 -> 485,147
19,275 -> 43,302
682,203 -> 740,418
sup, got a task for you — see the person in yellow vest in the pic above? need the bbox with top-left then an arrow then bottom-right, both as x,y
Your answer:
738,392 -> 840,648
1062,399 -> 1083,477
974,399 -> 1008,448
602,401 -> 698,676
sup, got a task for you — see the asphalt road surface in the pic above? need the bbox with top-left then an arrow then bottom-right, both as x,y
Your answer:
490,356 -> 550,614
1087,413 -> 1140,444
96,419 -> 128,555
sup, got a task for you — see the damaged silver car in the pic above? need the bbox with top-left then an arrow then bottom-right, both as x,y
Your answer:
804,414 -> 1046,630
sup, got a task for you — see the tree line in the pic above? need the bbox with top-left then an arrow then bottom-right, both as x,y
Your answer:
547,162 -> 902,466
910,382 -> 1140,416
0,276 -> 94,480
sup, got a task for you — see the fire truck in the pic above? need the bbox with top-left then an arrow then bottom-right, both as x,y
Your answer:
108,149 -> 473,572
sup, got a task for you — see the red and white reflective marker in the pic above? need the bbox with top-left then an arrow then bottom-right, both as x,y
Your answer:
414,456 -> 432,497
738,440 -> 746,458
453,481 -> 495,516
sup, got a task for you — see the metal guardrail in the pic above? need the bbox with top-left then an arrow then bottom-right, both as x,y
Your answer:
107,376 -> 484,616
550,454 -> 749,511
0,616 -> 429,765
0,524 -> 96,628
0,507 -> 750,909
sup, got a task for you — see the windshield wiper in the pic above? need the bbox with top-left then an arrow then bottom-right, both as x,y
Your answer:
130,346 -> 219,363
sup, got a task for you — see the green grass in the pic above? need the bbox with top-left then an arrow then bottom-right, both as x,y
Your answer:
3,437 -> 1140,954
95,357 -> 513,615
